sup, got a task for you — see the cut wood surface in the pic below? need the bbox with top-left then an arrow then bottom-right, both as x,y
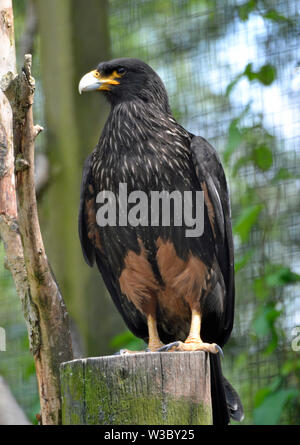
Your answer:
61,351 -> 212,425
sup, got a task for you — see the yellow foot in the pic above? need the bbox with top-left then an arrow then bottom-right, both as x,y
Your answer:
158,341 -> 223,355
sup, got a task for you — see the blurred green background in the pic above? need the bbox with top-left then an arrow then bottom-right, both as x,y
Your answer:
0,0 -> 300,425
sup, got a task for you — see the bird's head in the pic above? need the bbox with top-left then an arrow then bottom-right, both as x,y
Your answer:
78,57 -> 170,112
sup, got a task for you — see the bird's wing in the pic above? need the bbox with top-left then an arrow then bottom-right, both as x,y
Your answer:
190,135 -> 235,345
78,153 -> 95,266
78,153 -> 149,341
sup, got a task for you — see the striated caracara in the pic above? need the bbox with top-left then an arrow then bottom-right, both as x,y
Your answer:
78,58 -> 243,425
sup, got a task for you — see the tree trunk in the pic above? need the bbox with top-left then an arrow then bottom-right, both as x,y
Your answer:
36,0 -> 124,357
1,0 -> 73,425
60,352 -> 213,425
0,0 -> 40,381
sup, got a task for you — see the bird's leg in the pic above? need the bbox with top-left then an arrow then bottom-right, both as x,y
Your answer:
147,313 -> 164,352
159,309 -> 222,355
184,308 -> 202,344
115,312 -> 164,355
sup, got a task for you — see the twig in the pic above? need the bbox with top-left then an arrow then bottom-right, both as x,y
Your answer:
1,54 -> 73,425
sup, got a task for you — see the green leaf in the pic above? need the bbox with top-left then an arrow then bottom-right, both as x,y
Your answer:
265,331 -> 279,355
281,358 -> 300,376
252,304 -> 281,337
252,145 -> 273,171
244,63 -> 256,81
244,63 -> 277,86
254,387 -> 272,408
263,10 -> 291,23
110,330 -> 145,351
225,72 -> 243,96
232,155 -> 252,177
235,351 -> 248,369
233,204 -> 263,242
253,277 -> 269,300
254,388 -> 298,425
265,267 -> 300,287
238,0 -> 257,21
272,168 -> 293,183
224,120 -> 243,163
257,64 -> 277,86
235,249 -> 254,273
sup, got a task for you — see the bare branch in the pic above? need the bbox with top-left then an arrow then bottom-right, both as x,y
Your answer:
1,52 -> 73,425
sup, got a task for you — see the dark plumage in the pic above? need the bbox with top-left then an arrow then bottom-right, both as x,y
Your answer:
78,57 -> 243,424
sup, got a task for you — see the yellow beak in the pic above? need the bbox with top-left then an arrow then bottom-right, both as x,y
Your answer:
78,70 -> 120,94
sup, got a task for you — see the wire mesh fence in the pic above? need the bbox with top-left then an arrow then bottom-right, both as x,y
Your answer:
109,0 -> 300,424
0,0 -> 299,424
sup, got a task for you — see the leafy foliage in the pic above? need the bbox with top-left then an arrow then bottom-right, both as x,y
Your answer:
225,4 -> 300,422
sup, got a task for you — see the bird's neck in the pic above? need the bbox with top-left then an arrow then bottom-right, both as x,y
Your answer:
97,99 -> 190,157
93,99 -> 193,190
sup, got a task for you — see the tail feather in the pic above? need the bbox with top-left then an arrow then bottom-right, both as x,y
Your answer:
223,376 -> 244,422
209,354 -> 244,425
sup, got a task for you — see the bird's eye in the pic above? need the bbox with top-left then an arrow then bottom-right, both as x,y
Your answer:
116,67 -> 126,75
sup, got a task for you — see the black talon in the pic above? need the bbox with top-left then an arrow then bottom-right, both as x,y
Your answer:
215,344 -> 224,358
158,341 -> 180,352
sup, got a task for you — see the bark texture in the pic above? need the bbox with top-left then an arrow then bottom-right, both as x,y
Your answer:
36,0 -> 123,356
1,53 -> 74,425
0,3 -> 73,423
0,0 -> 41,357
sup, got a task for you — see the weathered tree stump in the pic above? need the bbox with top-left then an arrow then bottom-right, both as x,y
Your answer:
60,351 -> 212,425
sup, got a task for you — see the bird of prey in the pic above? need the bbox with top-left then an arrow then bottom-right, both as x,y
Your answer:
78,58 -> 243,425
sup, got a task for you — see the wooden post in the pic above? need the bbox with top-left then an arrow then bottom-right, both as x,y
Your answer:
60,351 -> 212,425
